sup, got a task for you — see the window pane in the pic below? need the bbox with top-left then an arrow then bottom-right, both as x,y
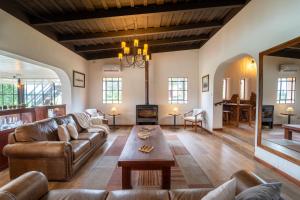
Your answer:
102,78 -> 122,104
276,77 -> 296,104
168,77 -> 188,104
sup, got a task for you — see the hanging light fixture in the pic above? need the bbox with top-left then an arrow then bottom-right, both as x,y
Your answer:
118,39 -> 151,68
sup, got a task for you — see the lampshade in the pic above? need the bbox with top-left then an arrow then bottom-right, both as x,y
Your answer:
286,107 -> 294,113
111,107 -> 117,114
173,107 -> 178,113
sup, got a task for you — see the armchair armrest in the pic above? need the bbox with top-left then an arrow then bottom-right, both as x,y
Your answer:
184,110 -> 193,117
3,141 -> 72,159
0,171 -> 48,200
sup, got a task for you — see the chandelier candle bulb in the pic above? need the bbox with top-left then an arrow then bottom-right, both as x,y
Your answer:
124,47 -> 130,54
143,49 -> 148,56
146,55 -> 150,61
121,41 -> 126,48
134,39 -> 139,47
137,48 -> 142,55
144,43 -> 148,50
118,53 -> 123,60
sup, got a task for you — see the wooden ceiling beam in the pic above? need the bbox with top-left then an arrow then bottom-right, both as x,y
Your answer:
84,42 -> 203,60
29,0 -> 246,26
58,21 -> 221,43
75,34 -> 209,52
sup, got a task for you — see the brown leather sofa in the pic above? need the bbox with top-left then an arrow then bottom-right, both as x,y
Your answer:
0,170 -> 266,200
3,114 -> 107,181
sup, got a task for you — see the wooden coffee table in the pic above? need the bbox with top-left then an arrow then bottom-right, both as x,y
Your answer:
118,125 -> 175,189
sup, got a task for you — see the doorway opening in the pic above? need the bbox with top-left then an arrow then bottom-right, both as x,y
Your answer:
213,55 -> 257,157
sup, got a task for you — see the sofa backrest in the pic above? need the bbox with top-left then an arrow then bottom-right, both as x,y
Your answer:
13,118 -> 59,143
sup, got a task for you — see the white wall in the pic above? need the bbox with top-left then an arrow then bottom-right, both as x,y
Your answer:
87,50 -> 199,125
198,0 -> 300,180
0,9 -> 89,112
263,56 -> 300,124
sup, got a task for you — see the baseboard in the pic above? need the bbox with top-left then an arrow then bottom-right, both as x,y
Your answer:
254,156 -> 300,186
213,128 -> 223,131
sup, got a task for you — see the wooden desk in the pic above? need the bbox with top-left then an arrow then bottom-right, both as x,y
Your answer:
223,103 -> 252,127
282,124 -> 300,140
118,125 -> 175,189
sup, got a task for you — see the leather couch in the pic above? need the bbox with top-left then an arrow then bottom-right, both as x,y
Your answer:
3,114 -> 107,181
0,170 -> 266,200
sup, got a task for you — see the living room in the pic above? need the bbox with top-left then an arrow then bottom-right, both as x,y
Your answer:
0,0 -> 300,200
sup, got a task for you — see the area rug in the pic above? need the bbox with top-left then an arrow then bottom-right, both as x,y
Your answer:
102,134 -> 213,190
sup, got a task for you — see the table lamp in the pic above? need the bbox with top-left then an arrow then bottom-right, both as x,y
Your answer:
173,107 -> 178,114
111,107 -> 117,115
286,107 -> 294,114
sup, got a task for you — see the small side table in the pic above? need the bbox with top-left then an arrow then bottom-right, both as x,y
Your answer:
108,113 -> 121,129
280,113 -> 295,124
169,113 -> 181,129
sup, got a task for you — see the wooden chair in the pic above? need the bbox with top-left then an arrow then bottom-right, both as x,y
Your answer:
183,109 -> 204,131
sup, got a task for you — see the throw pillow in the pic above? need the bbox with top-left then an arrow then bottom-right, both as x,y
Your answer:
235,182 -> 284,200
202,178 -> 236,200
58,124 -> 70,142
67,123 -> 79,139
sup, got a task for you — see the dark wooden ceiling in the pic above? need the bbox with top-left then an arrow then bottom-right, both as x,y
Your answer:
269,43 -> 300,60
0,0 -> 250,60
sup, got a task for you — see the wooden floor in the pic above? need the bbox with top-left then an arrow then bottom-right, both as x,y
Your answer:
0,126 -> 299,199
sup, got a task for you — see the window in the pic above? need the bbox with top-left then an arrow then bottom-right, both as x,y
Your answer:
103,78 -> 122,104
168,77 -> 188,104
222,78 -> 228,100
277,77 -> 296,104
23,79 -> 62,107
0,78 -> 62,107
0,79 -> 18,107
240,78 -> 246,100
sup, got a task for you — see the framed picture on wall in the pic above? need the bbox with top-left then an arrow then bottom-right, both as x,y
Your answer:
202,75 -> 209,92
73,71 -> 85,88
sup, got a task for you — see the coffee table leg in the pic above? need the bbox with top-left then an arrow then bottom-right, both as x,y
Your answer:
122,167 -> 132,189
162,167 -> 171,189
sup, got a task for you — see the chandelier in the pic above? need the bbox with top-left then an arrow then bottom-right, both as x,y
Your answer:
118,39 -> 150,68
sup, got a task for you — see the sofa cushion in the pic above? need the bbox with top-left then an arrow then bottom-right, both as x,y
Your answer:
78,132 -> 104,146
36,118 -> 59,141
70,140 -> 91,162
41,189 -> 108,200
202,178 -> 236,200
235,182 -> 283,200
107,190 -> 169,200
14,123 -> 45,142
58,124 -> 70,142
14,119 -> 59,142
169,188 -> 212,200
67,124 -> 79,139
55,115 -> 83,133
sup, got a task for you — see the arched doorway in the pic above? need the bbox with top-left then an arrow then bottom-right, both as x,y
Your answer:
0,50 -> 72,112
213,54 -> 257,156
